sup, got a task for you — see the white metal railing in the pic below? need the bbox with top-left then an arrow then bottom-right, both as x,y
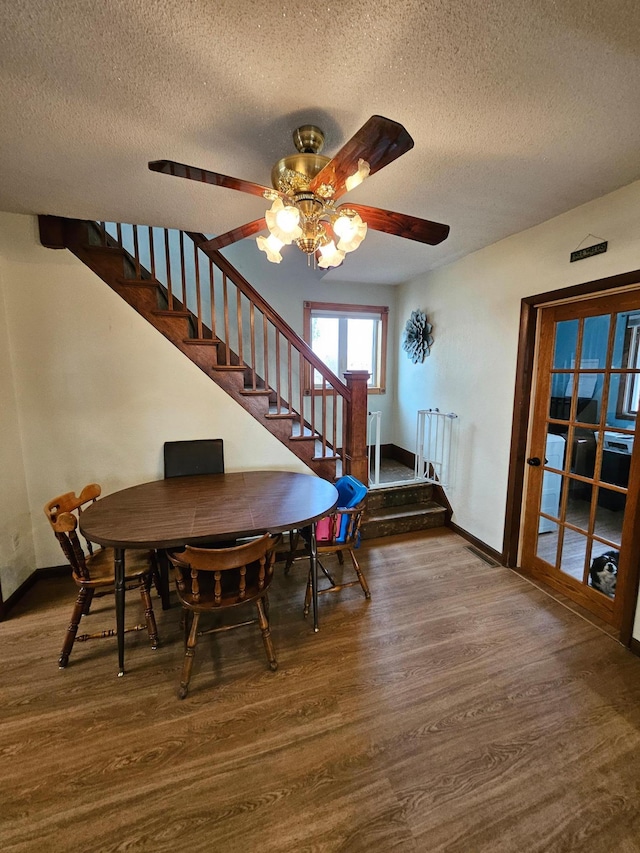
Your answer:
415,408 -> 458,486
368,408 -> 459,489
367,410 -> 382,487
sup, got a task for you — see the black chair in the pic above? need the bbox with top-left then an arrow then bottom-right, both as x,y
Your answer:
161,440 -> 228,604
163,439 -> 224,478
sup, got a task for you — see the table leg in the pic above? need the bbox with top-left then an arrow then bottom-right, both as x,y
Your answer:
309,521 -> 319,632
157,549 -> 171,610
114,547 -> 126,676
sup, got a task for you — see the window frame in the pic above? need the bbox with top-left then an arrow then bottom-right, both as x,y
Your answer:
616,313 -> 640,420
303,300 -> 388,394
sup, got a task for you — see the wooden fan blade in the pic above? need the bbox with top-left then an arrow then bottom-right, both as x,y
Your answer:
199,218 -> 267,251
148,160 -> 280,200
309,116 -> 414,200
341,203 -> 450,246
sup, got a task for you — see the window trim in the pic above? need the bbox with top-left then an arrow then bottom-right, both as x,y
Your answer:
303,301 -> 388,394
616,313 -> 640,420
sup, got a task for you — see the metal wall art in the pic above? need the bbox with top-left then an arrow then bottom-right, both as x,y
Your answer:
402,309 -> 433,363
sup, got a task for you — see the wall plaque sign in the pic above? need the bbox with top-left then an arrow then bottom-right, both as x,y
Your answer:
570,240 -> 608,263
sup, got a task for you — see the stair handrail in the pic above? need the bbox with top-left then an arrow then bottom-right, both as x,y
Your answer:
187,232 -> 351,399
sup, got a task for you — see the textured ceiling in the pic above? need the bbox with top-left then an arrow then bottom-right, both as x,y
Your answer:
1,0 -> 640,284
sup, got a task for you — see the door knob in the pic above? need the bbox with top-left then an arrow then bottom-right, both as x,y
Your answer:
527,457 -> 541,466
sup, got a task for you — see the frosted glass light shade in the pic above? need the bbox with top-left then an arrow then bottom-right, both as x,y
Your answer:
317,240 -> 345,269
334,212 -> 367,253
265,198 -> 302,244
256,233 -> 284,263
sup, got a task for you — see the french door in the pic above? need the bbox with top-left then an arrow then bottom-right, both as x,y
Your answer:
520,290 -> 640,628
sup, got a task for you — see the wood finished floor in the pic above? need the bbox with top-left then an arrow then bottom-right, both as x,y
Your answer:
2,528 -> 640,852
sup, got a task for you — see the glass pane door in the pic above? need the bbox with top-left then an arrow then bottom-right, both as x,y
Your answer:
522,293 -> 640,625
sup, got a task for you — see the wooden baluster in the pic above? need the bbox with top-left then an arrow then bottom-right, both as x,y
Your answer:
164,229 -> 173,310
298,351 -> 305,439
237,288 -> 244,369
341,392 -> 347,474
132,225 -> 141,279
310,360 -> 317,448
249,302 -> 257,390
209,259 -> 216,340
263,313 -> 269,393
148,226 -> 156,279
332,388 -> 339,464
275,330 -> 282,415
287,341 -> 293,414
116,222 -> 123,246
194,243 -> 203,339
223,274 -> 230,365
321,377 -> 328,459
179,230 -> 187,308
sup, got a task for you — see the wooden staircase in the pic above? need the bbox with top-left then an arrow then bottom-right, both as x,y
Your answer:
39,216 -> 370,482
38,215 -> 449,539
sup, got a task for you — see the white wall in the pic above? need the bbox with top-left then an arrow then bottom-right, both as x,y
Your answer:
394,178 -> 640,639
0,245 -> 35,599
0,213 -> 312,580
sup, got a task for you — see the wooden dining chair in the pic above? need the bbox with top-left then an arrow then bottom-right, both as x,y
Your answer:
303,502 -> 370,615
163,438 -> 224,478
167,533 -> 281,699
44,484 -> 159,669
285,475 -> 371,614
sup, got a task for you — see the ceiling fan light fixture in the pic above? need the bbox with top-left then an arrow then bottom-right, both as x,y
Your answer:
150,116 -> 450,272
256,233 -> 284,263
344,158 -> 371,192
333,211 -> 367,253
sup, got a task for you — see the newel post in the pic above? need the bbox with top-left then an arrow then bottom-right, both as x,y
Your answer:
343,370 -> 370,485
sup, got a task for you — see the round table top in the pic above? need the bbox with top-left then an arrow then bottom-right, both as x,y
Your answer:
79,470 -> 339,549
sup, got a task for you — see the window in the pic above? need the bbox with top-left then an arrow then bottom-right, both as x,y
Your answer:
303,301 -> 388,393
618,313 -> 640,418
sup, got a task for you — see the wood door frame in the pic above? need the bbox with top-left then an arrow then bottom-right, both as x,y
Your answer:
503,267 -> 640,646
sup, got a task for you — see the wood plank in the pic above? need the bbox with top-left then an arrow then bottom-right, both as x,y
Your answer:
1,528 -> 640,852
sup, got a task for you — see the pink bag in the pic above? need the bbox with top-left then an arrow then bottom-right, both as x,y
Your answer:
315,514 -> 342,541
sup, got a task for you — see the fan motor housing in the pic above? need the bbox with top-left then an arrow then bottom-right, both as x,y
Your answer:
271,124 -> 330,193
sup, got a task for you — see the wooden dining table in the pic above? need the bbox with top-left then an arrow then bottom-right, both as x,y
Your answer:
79,470 -> 339,675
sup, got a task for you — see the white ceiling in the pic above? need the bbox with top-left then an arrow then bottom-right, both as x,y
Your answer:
1,0 -> 640,285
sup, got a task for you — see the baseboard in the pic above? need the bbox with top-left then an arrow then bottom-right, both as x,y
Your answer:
447,520 -> 504,566
384,443 -> 414,468
0,564 -> 68,621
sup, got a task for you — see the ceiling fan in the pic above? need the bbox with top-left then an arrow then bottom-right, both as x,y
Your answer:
148,115 -> 450,269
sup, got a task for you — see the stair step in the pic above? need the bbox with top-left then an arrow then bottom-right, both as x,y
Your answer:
265,411 -> 297,420
183,338 -> 220,346
366,481 -> 435,510
211,364 -> 248,371
361,500 -> 446,539
86,244 -> 122,255
154,309 -> 192,318
240,389 -> 272,396
116,277 -> 159,289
